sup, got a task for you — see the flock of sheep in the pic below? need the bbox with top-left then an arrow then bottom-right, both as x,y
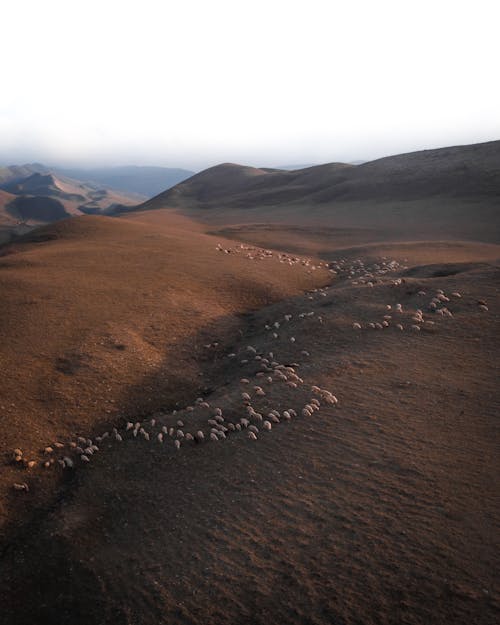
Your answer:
11,346 -> 338,490
10,245 -> 488,493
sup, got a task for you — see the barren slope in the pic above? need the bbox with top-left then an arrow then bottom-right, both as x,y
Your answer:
137,140 -> 500,209
127,141 -> 500,243
0,212 -> 330,532
0,231 -> 498,625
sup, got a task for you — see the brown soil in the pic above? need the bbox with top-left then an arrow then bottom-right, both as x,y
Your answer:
0,208 -> 499,625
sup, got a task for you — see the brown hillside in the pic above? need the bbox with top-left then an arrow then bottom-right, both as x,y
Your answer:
0,212 -> 330,532
138,140 -> 500,211
126,141 -> 500,243
0,219 -> 498,625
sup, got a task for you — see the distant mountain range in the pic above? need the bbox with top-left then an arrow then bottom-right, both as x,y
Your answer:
0,166 -> 141,225
0,163 -> 194,237
1,141 -> 499,245
54,165 -> 195,198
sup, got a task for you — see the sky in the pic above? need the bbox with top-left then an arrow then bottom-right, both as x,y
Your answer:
1,0 -> 499,170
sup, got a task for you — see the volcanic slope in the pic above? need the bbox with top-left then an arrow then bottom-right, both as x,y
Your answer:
133,140 -> 500,242
1,217 -> 499,625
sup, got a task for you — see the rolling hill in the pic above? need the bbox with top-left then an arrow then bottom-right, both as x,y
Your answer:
0,209 -> 498,625
129,140 -> 500,243
1,141 -> 499,625
141,140 -> 500,210
0,170 -> 144,235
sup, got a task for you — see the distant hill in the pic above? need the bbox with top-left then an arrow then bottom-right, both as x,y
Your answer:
54,165 -> 195,198
136,162 -> 355,211
0,163 -> 49,184
0,169 -> 143,231
139,141 -> 500,212
125,140 -> 500,243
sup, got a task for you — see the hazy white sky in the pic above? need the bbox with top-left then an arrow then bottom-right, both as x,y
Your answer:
1,0 -> 499,169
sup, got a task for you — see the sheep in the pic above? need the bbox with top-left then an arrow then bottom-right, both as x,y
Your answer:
210,432 -> 219,442
195,430 -> 205,442
157,433 -> 164,443
263,421 -> 272,431
176,430 -> 185,439
410,325 -> 421,331
13,482 -> 29,492
80,455 -> 90,463
44,446 -> 54,455
241,392 -> 251,402
115,433 -> 123,442
177,420 -> 185,427
174,439 -> 181,450
62,456 -> 74,468
13,449 -> 23,462
185,433 -> 194,442
396,323 -> 404,331
240,378 -> 250,384
352,323 -> 362,330
248,425 -> 259,434
27,461 -> 37,469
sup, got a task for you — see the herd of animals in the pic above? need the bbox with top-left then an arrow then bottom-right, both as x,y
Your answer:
9,242 -> 489,494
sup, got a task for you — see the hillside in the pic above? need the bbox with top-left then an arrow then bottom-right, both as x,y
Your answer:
0,212 -> 330,531
131,141 -> 500,243
0,163 -> 49,184
0,171 -> 143,229
142,140 -> 500,210
0,211 -> 498,625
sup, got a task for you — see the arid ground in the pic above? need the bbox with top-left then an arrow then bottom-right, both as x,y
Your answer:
0,146 -> 499,625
